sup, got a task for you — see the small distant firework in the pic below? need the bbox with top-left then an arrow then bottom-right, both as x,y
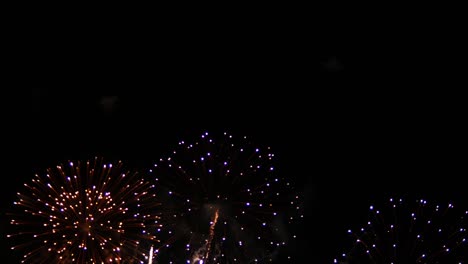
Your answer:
334,198 -> 468,263
148,132 -> 303,263
8,157 -> 161,263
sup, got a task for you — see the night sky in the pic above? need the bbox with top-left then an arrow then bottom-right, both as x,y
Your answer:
1,20 -> 466,263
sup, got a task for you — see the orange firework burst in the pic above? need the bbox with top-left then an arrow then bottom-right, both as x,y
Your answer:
8,157 -> 162,263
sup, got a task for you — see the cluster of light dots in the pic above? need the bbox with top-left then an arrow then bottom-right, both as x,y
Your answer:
148,132 -> 302,263
8,158 -> 161,263
334,198 -> 468,263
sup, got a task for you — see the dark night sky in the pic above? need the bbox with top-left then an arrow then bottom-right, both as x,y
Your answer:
1,16 -> 466,263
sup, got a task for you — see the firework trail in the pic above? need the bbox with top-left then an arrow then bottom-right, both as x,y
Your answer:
334,197 -> 468,263
148,132 -> 303,263
8,157 -> 162,263
148,245 -> 154,264
205,208 -> 219,261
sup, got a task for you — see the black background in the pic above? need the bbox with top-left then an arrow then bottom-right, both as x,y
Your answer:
1,12 -> 466,263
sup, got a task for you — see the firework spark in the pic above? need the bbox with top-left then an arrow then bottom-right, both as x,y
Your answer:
148,131 -> 303,263
8,157 -> 162,263
334,198 -> 468,263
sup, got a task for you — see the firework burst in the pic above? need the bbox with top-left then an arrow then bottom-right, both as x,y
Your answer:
147,131 -> 303,263
334,198 -> 468,263
8,157 -> 162,263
